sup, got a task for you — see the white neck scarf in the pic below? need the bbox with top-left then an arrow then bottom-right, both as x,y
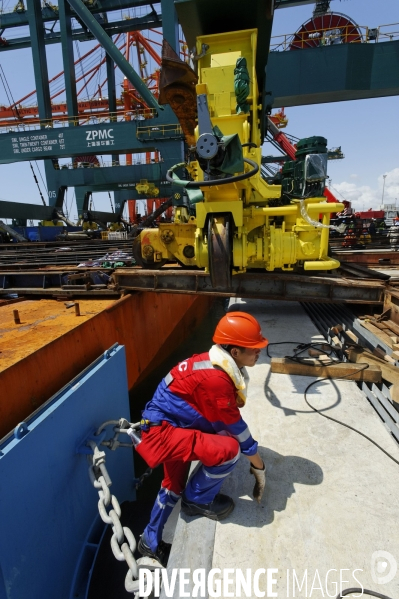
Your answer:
209,344 -> 249,406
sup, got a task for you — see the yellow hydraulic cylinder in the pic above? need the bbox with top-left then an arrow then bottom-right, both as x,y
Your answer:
303,258 -> 341,270
243,200 -> 344,218
304,212 -> 340,270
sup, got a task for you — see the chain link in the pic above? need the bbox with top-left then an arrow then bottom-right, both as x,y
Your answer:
87,418 -> 157,597
135,467 -> 153,489
94,418 -> 154,489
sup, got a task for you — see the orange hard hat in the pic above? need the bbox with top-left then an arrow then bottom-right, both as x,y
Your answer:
213,311 -> 268,348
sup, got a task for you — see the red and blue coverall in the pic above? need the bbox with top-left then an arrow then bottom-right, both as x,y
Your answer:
135,351 -> 258,552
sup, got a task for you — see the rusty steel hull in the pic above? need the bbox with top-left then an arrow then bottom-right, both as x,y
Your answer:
112,269 -> 386,304
333,250 -> 399,265
0,292 -> 213,439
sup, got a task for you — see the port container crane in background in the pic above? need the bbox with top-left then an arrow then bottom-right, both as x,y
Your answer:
0,0 -> 397,291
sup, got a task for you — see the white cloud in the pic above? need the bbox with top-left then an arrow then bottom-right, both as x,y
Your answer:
350,174 -> 358,179
330,167 -> 399,211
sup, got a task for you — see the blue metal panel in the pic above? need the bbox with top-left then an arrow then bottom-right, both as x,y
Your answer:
16,225 -> 64,241
11,226 -> 82,241
0,344 -> 135,599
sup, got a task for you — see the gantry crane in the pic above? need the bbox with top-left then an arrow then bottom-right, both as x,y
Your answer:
0,0 -> 188,225
0,0 -> 396,292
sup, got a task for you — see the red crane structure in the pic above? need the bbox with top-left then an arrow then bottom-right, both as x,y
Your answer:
0,29 -> 189,127
290,12 -> 362,50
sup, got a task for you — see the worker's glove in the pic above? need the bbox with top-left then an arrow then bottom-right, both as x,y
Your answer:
250,462 -> 266,503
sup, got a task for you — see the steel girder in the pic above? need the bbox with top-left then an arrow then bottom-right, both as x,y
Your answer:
0,15 -> 162,52
266,41 -> 399,107
0,268 -> 387,304
0,0 -> 157,30
111,269 -> 386,304
0,199 -> 126,222
0,0 -> 182,222
0,117 -> 182,163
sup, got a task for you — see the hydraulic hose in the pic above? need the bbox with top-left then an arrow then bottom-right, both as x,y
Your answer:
267,341 -> 399,468
166,157 -> 259,188
266,343 -> 398,599
241,142 -> 258,149
338,589 -> 394,599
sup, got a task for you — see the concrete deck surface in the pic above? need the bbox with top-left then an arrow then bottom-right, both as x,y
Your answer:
162,299 -> 399,599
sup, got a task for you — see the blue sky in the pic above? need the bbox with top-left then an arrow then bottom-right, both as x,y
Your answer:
0,0 -> 397,220
270,0 -> 399,211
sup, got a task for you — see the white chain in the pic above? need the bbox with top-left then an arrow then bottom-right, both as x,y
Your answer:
87,419 -> 160,597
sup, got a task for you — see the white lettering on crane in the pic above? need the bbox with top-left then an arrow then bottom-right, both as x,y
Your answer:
86,129 -> 114,141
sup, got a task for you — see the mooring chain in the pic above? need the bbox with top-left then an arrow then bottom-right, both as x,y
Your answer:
87,418 -> 152,596
135,466 -> 153,489
95,418 -> 153,488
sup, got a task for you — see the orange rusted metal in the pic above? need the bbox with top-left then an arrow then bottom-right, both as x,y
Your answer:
158,39 -> 198,147
0,293 -> 213,439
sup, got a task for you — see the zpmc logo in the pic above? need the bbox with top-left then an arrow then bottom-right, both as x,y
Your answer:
85,129 -> 114,141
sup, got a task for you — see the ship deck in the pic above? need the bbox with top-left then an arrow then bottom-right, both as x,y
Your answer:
0,292 -> 213,438
0,298 -> 112,372
164,298 -> 399,598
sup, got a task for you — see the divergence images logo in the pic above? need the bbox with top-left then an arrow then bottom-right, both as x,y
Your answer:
371,551 -> 397,585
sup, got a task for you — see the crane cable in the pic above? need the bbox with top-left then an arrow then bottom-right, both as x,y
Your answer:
266,341 -> 398,599
267,341 -> 399,468
0,64 -> 21,120
108,192 -> 114,212
0,65 -> 48,207
34,160 -> 48,193
74,36 -> 94,115
68,190 -> 75,221
29,162 -> 46,206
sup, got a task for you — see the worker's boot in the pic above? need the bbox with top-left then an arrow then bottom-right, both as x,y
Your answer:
180,492 -> 234,521
138,534 -> 171,567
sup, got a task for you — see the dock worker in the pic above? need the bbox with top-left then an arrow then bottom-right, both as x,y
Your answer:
129,312 -> 267,567
378,220 -> 386,234
368,219 -> 377,239
342,226 -> 357,248
359,227 -> 371,246
389,217 -> 399,251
